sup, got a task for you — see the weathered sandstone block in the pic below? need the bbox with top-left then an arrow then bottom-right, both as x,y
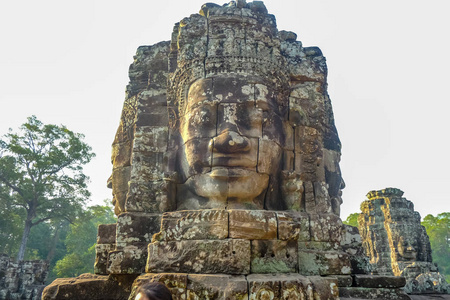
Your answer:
153,210 -> 228,241
277,211 -> 310,241
107,246 -> 147,275
250,240 -> 298,273
298,250 -> 351,275
116,212 -> 161,249
94,243 -> 115,275
186,274 -> 248,300
309,213 -> 343,243
126,180 -> 176,213
228,210 -> 277,240
146,240 -> 251,274
42,274 -> 130,300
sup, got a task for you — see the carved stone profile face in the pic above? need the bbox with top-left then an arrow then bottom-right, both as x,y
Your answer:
397,236 -> 418,261
176,74 -> 284,210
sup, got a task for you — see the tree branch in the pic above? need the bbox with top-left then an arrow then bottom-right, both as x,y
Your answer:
31,216 -> 53,226
0,173 -> 24,198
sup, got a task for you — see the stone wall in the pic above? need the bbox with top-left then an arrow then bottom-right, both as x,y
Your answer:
0,254 -> 48,300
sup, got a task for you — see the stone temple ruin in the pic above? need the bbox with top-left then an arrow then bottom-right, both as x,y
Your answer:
358,188 -> 449,294
42,1 -> 416,299
0,254 -> 48,300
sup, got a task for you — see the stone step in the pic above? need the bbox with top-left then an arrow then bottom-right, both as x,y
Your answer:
339,287 -> 411,300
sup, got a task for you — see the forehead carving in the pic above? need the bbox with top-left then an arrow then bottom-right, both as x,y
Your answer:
181,75 -> 283,115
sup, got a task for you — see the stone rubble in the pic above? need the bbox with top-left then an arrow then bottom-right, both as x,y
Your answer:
0,254 -> 48,300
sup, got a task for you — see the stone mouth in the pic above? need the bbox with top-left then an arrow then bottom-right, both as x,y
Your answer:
212,155 -> 256,168
209,167 -> 258,179
400,251 -> 417,260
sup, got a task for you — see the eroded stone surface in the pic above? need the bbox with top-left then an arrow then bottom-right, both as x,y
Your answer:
309,213 -> 343,243
107,246 -> 147,275
229,210 -> 277,240
250,240 -> 298,273
94,243 -> 115,275
116,212 -> 161,249
298,250 -> 351,276
247,274 -> 339,300
187,274 -> 248,300
153,210 -> 228,241
277,211 -> 310,241
42,274 -> 131,300
339,287 -> 411,300
95,224 -> 116,275
147,240 -> 250,274
0,254 -> 48,300
353,275 -> 406,289
340,224 -> 372,274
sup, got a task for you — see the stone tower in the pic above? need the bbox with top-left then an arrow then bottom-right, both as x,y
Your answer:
43,2 -> 410,299
359,188 -> 449,294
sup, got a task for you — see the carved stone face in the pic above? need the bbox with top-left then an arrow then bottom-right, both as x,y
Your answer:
397,236 -> 418,261
176,75 -> 284,210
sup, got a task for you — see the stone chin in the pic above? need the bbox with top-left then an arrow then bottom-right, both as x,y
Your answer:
177,168 -> 269,210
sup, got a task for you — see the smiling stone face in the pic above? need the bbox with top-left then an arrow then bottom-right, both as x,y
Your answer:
176,75 -> 284,210
397,236 -> 418,261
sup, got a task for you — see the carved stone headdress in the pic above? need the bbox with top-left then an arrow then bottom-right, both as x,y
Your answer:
167,1 -> 290,116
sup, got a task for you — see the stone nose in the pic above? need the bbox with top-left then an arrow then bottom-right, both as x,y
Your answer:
212,130 -> 250,154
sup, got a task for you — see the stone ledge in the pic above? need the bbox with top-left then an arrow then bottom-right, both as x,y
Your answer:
42,274 -> 131,300
354,274 -> 406,288
339,287 -> 411,300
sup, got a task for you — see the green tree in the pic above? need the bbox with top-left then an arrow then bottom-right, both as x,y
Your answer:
422,213 -> 450,281
0,116 -> 95,261
0,182 -> 24,255
53,203 -> 115,279
343,213 -> 360,228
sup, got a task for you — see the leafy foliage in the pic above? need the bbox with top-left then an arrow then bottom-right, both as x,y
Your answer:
343,213 -> 359,228
0,116 -> 95,261
422,213 -> 450,281
53,204 -> 115,280
0,183 -> 24,255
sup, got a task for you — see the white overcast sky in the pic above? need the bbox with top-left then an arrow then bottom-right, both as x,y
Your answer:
1,0 -> 449,220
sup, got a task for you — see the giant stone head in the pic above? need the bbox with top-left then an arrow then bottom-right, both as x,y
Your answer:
108,0 -> 344,216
